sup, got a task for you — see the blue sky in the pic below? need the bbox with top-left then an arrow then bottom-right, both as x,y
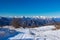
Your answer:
0,0 -> 60,16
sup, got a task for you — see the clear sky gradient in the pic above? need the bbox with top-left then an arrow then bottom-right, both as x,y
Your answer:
0,0 -> 60,16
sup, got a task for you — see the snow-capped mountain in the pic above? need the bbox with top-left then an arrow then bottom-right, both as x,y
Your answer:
0,16 -> 60,40
0,16 -> 60,28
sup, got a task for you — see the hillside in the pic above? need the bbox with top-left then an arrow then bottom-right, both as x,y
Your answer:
0,16 -> 60,28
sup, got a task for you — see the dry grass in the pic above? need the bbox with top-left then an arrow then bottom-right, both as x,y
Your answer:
54,25 -> 60,30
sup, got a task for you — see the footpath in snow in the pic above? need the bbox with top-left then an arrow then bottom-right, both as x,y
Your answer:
9,25 -> 60,40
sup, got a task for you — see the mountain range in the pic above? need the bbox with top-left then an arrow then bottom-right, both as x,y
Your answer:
0,16 -> 60,27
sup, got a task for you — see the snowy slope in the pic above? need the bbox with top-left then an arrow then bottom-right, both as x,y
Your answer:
9,25 -> 60,40
43,30 -> 60,40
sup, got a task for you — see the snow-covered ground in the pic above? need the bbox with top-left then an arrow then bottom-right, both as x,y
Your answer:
5,25 -> 60,40
1,25 -> 60,40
